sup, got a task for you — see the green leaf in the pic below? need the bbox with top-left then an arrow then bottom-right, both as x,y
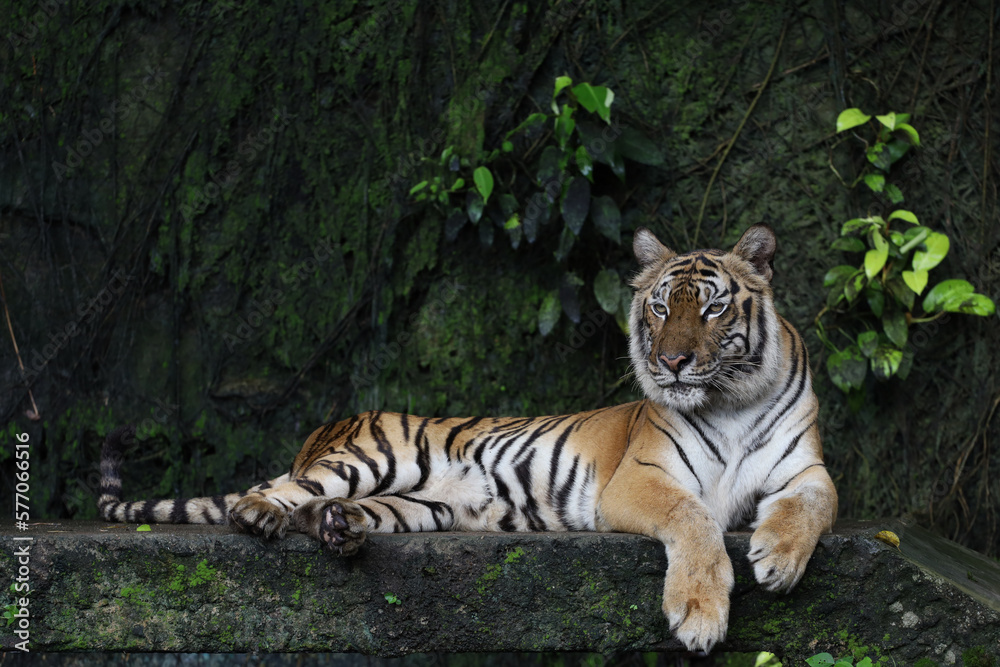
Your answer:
553,223 -> 576,262
863,172 -> 885,192
594,269 -> 622,314
824,265 -> 859,287
871,345 -> 904,380
844,270 -> 866,303
538,291 -> 561,336
576,145 -> 593,180
561,177 -> 591,235
409,180 -> 428,195
137,524 -> 152,532
499,194 -> 519,218
836,108 -> 871,133
895,123 -> 920,145
554,76 -> 573,94
827,347 -> 867,393
572,83 -> 614,123
502,140 -> 514,153
871,229 -> 888,252
887,277 -> 916,310
888,209 -> 919,224
591,195 -> 621,244
923,279 -> 996,315
866,281 -> 885,317
865,246 -> 888,279
504,215 -> 519,230
444,209 -> 466,242
832,237 -> 866,252
911,232 -> 949,271
506,112 -> 548,139
902,269 -> 928,295
867,142 -> 891,170
554,107 -> 576,150
473,166 -> 494,204
841,216 -> 882,236
617,127 -> 665,165
806,654 -> 837,667
466,191 -> 484,224
858,330 -> 879,358
883,309 -> 908,347
885,183 -> 904,204
450,178 -> 465,191
876,112 -> 897,131
536,146 -> 563,185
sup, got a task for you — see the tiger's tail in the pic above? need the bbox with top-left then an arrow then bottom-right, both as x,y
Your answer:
98,424 -> 283,525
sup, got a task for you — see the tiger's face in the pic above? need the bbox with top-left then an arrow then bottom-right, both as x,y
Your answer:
629,225 -> 781,412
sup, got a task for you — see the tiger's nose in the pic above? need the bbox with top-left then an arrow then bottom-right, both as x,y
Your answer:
659,353 -> 691,373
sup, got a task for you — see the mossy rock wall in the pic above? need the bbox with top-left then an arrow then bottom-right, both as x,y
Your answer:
1,521 -> 998,664
1,0 -> 998,558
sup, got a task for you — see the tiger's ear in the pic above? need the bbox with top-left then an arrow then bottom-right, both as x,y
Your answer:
732,224 -> 776,282
633,228 -> 676,267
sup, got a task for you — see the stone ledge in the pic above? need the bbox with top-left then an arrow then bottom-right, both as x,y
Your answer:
1,520 -> 997,664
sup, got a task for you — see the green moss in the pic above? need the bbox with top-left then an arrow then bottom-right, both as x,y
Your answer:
962,646 -> 997,667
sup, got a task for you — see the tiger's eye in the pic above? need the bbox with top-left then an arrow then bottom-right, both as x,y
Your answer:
706,302 -> 726,315
651,303 -> 667,317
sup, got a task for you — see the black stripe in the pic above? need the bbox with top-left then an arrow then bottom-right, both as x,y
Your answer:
395,495 -> 453,530
514,450 -> 546,531
374,500 -> 412,533
775,420 -> 816,466
212,495 -> 229,521
554,455 -> 580,527
344,441 -> 382,490
369,420 -> 397,496
412,429 -> 432,492
498,509 -> 517,531
545,418 -> 579,502
296,478 -> 325,496
764,463 -> 826,498
360,503 -> 382,529
648,418 -> 702,493
678,413 -> 726,465
400,413 -> 410,442
170,498 -> 189,523
445,417 -> 485,461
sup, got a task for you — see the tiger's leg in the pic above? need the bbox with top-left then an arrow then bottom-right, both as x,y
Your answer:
231,411 -> 441,538
293,494 -> 456,555
749,461 -> 838,592
598,457 -> 733,655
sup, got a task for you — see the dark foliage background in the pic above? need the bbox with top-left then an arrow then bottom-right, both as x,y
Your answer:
1,0 -> 997,557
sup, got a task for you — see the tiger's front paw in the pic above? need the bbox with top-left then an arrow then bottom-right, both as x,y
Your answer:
294,497 -> 368,556
662,555 -> 734,654
748,526 -> 817,592
230,495 -> 290,539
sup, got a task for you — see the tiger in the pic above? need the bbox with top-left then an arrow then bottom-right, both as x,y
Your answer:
99,224 -> 838,654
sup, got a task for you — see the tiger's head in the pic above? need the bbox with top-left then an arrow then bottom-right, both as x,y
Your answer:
629,225 -> 782,412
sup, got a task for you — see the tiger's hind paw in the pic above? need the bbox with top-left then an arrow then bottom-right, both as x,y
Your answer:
230,495 -> 290,539
294,497 -> 367,556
